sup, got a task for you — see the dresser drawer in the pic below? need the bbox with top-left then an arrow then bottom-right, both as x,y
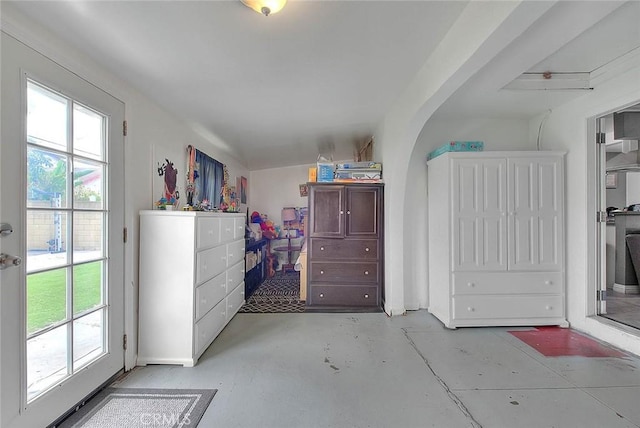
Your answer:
195,271 -> 227,321
227,261 -> 245,293
226,282 -> 245,321
453,295 -> 563,320
194,299 -> 227,357
196,245 -> 228,285
310,261 -> 379,283
196,217 -> 221,250
453,272 -> 563,295
220,217 -> 236,243
310,239 -> 378,260
227,239 -> 245,267
308,285 -> 378,306
234,217 -> 246,240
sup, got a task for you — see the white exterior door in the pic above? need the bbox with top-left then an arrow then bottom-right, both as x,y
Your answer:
452,158 -> 507,271
1,33 -> 125,427
508,157 -> 563,271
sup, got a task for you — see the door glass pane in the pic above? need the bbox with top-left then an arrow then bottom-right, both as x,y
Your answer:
27,81 -> 68,151
27,146 -> 68,208
26,324 -> 69,401
27,267 -> 69,335
73,212 -> 104,263
73,103 -> 105,161
26,210 -> 68,272
73,261 -> 103,315
73,310 -> 104,370
73,158 -> 104,209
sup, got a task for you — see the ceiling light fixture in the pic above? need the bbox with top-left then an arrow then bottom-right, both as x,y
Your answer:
241,0 -> 287,16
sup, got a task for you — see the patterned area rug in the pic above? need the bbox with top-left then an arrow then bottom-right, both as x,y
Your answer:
239,271 -> 306,313
57,388 -> 216,428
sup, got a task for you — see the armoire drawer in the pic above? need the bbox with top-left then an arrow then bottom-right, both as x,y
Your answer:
453,272 -> 563,295
308,285 -> 378,306
310,239 -> 378,260
194,299 -> 227,357
309,261 -> 379,283
195,271 -> 227,321
453,295 -> 563,320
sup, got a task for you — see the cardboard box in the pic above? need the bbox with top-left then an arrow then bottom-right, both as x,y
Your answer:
308,167 -> 317,182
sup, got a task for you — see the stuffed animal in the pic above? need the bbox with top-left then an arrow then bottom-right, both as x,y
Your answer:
251,211 -> 277,239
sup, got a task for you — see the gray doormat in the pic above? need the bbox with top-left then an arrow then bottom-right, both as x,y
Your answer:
57,388 -> 216,428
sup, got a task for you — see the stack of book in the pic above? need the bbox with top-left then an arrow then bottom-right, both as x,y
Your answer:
334,161 -> 383,182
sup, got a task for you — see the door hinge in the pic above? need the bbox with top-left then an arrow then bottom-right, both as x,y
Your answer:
597,289 -> 607,301
123,120 -> 128,137
597,211 -> 607,223
123,334 -> 128,350
597,132 -> 606,145
123,227 -> 128,243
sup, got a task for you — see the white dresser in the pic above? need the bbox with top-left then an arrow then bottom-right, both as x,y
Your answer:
138,211 -> 246,366
427,151 -> 568,329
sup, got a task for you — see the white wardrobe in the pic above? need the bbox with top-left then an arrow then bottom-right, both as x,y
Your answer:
427,151 -> 567,329
138,211 -> 246,366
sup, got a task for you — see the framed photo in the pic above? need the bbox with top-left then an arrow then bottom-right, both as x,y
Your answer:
299,183 -> 308,197
237,176 -> 247,203
606,173 -> 618,189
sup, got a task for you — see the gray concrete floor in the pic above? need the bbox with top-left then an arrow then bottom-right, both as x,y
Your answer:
114,310 -> 640,428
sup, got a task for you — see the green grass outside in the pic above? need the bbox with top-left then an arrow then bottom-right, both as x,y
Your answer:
27,262 -> 102,334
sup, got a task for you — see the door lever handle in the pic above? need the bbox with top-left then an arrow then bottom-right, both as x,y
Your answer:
0,253 -> 22,270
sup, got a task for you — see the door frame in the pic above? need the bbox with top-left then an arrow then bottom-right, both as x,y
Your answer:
1,30 -> 126,428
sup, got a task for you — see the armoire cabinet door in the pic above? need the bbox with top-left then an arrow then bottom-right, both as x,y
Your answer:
346,186 -> 380,237
508,156 -> 563,271
452,158 -> 507,271
309,185 -> 344,237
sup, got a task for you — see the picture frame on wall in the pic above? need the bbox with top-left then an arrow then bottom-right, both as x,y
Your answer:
237,176 -> 247,203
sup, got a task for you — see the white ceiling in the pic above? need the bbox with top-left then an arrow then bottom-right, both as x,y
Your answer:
5,1 -> 640,170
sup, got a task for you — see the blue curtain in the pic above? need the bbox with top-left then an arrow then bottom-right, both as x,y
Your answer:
195,150 -> 223,208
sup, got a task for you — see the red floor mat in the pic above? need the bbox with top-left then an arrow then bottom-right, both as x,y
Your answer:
509,326 -> 626,357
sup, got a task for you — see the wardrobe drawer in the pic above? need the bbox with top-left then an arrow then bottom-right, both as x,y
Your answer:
308,285 -> 378,306
310,239 -> 378,260
226,282 -> 245,321
196,217 -> 221,250
196,245 -> 228,285
227,239 -> 245,268
309,261 -> 379,283
453,272 -> 563,295
195,271 -> 227,321
453,295 -> 563,320
227,261 -> 245,293
194,299 -> 227,357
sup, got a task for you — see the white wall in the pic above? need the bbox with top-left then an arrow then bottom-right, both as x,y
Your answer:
404,118 -> 531,309
531,56 -> 640,355
1,5 -> 249,369
249,164 -> 312,223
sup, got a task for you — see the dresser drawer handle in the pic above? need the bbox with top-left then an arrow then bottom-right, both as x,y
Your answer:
467,307 -> 474,312
347,210 -> 350,215
467,282 -> 474,287
202,298 -> 207,304
220,283 -> 226,289
364,294 -> 369,299
544,280 -> 552,285
364,271 -> 369,275
320,270 -> 324,275
319,293 -> 324,298
545,305 -> 553,310
365,247 -> 370,252
320,247 -> 324,251
226,228 -> 232,232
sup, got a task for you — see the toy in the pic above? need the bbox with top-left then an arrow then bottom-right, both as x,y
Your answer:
251,211 -> 277,239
